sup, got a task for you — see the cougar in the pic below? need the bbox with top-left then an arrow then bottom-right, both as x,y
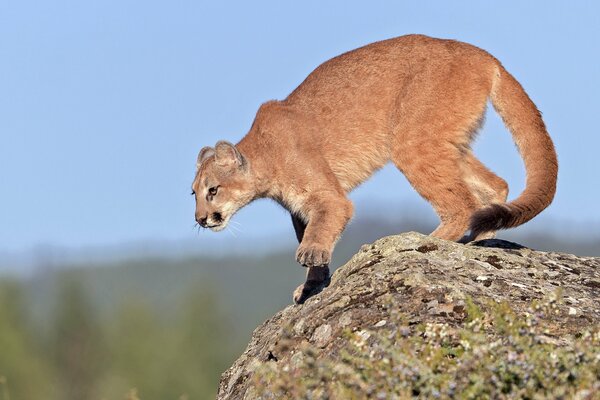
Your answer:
192,35 -> 558,303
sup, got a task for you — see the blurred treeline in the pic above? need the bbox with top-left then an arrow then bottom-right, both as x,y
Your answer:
0,275 -> 232,399
0,246 -> 311,399
0,216 -> 598,399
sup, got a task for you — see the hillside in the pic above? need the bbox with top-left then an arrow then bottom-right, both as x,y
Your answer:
217,232 -> 600,399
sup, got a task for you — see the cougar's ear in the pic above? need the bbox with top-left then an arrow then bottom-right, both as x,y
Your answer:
196,146 -> 215,169
214,141 -> 246,170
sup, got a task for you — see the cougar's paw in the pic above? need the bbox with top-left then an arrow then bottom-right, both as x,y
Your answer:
293,277 -> 331,304
295,243 -> 331,267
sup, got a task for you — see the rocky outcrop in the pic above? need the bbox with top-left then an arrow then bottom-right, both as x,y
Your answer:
216,232 -> 600,399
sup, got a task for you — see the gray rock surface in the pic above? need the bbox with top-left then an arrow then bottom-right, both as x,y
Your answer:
216,232 -> 600,399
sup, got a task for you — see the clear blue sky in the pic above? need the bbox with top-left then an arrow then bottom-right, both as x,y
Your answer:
1,1 -> 599,254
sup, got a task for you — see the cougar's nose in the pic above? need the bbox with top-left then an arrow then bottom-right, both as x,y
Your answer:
196,212 -> 208,227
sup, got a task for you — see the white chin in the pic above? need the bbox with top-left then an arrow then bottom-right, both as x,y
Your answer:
210,224 -> 227,232
210,216 -> 230,232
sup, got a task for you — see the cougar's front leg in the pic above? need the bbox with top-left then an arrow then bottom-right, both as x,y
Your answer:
295,194 -> 353,268
291,213 -> 331,304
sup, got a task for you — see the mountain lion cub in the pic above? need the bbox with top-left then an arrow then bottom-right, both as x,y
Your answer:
192,35 -> 558,303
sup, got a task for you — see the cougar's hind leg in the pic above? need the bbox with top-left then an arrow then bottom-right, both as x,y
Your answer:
462,152 -> 509,206
392,138 -> 480,242
461,152 -> 509,241
290,213 -> 330,304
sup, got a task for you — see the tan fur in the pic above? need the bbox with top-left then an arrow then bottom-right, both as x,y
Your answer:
192,35 -> 558,302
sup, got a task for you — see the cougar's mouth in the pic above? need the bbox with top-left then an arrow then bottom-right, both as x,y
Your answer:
208,214 -> 231,232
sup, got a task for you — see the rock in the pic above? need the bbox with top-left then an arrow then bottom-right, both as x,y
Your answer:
216,232 -> 600,399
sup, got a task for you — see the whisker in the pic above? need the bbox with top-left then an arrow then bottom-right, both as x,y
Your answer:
230,221 -> 244,232
230,224 -> 243,233
227,226 -> 237,238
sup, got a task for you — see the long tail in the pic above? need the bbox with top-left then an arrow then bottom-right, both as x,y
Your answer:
470,64 -> 558,237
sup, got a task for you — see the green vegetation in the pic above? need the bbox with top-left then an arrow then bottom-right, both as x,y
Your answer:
0,246 -> 314,399
254,295 -> 600,399
0,280 -> 55,399
0,276 -> 233,399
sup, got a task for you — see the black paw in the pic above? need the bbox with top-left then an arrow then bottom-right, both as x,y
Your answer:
293,277 -> 331,304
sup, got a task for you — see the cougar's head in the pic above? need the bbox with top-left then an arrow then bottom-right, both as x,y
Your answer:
192,141 -> 255,232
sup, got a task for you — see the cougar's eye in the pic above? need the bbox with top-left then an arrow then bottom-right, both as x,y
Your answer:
208,186 -> 218,196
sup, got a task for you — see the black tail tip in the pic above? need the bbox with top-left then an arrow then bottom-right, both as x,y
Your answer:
470,203 -> 513,236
